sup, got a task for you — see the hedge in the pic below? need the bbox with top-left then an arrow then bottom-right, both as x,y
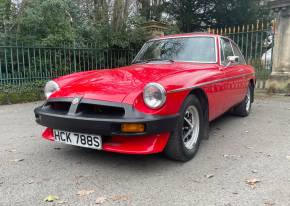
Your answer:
0,81 -> 46,105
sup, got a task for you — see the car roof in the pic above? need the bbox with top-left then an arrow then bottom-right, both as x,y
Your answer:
150,33 -> 222,41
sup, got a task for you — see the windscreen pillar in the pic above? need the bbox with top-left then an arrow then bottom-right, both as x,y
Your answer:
266,0 -> 290,93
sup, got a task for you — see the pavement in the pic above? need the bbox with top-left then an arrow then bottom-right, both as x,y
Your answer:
0,94 -> 290,206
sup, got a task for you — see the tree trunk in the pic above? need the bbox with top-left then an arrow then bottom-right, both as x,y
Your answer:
112,0 -> 123,31
123,0 -> 129,24
93,0 -> 108,23
112,0 -> 130,31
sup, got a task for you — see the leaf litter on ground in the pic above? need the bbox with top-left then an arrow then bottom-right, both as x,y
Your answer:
95,196 -> 107,204
44,195 -> 59,202
251,170 -> 258,174
264,200 -> 275,206
245,178 -> 261,189
11,158 -> 24,162
205,174 -> 214,179
223,154 -> 242,159
57,200 -> 68,204
77,189 -> 95,197
111,195 -> 129,202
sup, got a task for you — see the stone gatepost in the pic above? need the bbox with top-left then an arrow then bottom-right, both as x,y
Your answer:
142,21 -> 168,40
266,0 -> 290,92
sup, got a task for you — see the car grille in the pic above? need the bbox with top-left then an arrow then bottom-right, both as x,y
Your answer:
45,101 -> 125,117
76,103 -> 125,117
46,101 -> 71,114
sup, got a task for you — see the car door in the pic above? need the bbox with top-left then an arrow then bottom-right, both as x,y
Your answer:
230,41 -> 248,101
219,37 -> 246,111
197,37 -> 227,121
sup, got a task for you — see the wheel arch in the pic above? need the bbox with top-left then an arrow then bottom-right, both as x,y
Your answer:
249,79 -> 255,87
188,88 -> 209,121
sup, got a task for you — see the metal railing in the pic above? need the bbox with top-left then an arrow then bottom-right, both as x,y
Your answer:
0,21 -> 276,85
0,45 -> 138,85
208,20 -> 276,80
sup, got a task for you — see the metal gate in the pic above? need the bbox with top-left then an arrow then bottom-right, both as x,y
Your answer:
208,20 -> 276,81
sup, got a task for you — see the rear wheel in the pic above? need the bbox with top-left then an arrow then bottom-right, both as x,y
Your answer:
232,84 -> 253,117
164,95 -> 205,162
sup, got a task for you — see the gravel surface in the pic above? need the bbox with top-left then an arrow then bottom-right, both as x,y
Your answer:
0,95 -> 290,206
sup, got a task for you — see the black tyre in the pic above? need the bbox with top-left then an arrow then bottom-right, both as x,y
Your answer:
232,84 -> 253,117
164,95 -> 206,162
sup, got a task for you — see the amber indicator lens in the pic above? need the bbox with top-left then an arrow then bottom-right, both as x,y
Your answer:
121,123 -> 145,133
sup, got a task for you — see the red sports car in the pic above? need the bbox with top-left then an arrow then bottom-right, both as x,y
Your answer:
34,33 -> 255,161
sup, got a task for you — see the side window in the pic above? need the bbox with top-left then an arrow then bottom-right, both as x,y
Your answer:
220,38 -> 234,65
231,42 -> 246,64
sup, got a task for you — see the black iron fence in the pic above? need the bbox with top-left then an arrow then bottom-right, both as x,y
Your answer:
208,20 -> 276,80
1,22 -> 276,85
0,45 -> 138,85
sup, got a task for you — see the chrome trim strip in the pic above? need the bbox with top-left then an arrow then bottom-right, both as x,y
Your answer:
167,73 -> 254,93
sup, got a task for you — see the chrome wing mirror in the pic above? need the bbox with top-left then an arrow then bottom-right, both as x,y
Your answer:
226,56 -> 239,67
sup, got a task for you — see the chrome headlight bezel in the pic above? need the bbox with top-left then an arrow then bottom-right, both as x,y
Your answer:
44,80 -> 60,99
143,83 -> 166,109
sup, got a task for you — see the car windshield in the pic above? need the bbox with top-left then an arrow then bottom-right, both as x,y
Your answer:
133,36 -> 216,64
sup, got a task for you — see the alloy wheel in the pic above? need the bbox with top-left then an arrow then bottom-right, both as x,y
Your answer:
182,105 -> 200,150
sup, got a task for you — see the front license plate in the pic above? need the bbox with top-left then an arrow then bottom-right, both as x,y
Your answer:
53,130 -> 102,150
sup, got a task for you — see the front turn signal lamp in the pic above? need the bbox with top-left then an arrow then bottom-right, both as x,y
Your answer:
121,123 -> 145,133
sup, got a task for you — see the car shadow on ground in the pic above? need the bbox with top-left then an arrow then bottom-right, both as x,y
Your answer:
49,113 -> 242,172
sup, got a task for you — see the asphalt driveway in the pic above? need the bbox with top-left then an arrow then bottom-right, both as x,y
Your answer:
0,94 -> 290,206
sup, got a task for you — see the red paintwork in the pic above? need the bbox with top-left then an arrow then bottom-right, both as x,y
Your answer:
41,33 -> 256,154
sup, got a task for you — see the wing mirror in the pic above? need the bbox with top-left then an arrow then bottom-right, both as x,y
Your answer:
226,56 -> 239,67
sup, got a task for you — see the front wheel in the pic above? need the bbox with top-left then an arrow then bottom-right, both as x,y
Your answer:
164,95 -> 205,162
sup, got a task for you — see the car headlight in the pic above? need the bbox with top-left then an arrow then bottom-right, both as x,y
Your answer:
143,83 -> 166,109
44,80 -> 59,99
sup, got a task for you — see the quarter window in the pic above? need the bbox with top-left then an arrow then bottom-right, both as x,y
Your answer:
231,42 -> 246,64
220,38 -> 234,65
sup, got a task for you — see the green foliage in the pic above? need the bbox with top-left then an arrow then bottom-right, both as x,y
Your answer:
1,0 -> 146,49
0,0 -> 270,46
212,0 -> 269,28
74,15 -> 146,49
165,24 -> 181,35
0,81 -> 46,104
165,0 -> 269,32
16,0 -> 75,46
0,80 -> 46,92
165,0 -> 215,32
0,0 -> 17,40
